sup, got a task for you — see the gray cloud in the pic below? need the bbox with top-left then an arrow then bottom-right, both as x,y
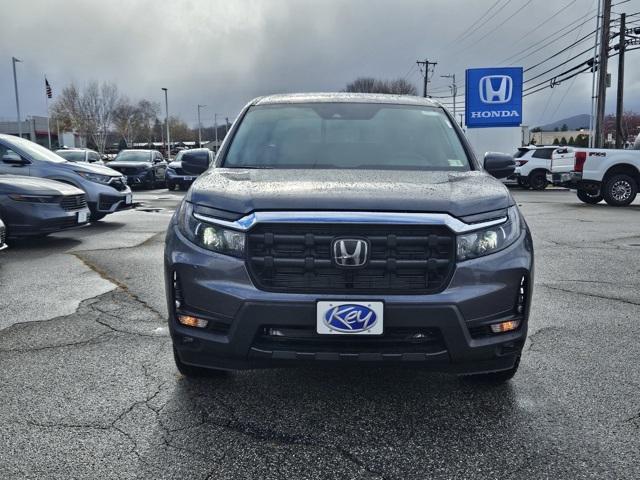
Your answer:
1,0 -> 639,128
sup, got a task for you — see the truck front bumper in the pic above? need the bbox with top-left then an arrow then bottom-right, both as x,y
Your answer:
165,223 -> 534,375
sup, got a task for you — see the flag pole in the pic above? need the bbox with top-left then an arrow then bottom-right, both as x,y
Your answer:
45,75 -> 52,149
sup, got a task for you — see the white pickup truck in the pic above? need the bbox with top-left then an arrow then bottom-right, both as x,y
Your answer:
548,147 -> 640,206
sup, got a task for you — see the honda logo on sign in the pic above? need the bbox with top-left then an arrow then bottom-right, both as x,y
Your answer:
465,67 -> 523,128
479,75 -> 513,104
332,238 -> 369,268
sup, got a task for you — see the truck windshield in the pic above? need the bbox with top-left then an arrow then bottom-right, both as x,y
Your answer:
223,103 -> 471,171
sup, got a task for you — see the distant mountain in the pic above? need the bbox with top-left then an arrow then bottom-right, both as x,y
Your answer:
537,114 -> 591,131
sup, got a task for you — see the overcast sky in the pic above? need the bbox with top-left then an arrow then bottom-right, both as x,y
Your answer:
1,0 -> 639,128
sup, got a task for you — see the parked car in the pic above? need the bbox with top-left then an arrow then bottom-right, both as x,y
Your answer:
165,93 -> 532,383
107,150 -> 167,189
166,149 -> 213,190
0,134 -> 132,221
55,148 -> 104,165
0,217 -> 7,250
0,175 -> 90,238
513,145 -> 572,190
550,147 -> 640,205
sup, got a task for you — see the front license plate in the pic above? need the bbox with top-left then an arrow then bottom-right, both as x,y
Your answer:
317,301 -> 383,335
77,211 -> 88,223
184,176 -> 194,181
125,194 -> 132,205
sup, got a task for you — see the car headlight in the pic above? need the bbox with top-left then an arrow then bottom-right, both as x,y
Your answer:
9,194 -> 60,203
75,171 -> 112,184
457,206 -> 522,261
177,201 -> 245,257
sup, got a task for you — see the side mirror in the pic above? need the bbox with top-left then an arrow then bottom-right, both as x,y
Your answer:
483,152 -> 515,179
182,151 -> 210,175
2,154 -> 26,165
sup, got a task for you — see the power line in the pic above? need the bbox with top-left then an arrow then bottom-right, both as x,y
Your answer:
524,29 -> 597,72
501,0 -> 580,54
499,11 -> 597,64
446,0 -> 507,46
458,0 -> 533,51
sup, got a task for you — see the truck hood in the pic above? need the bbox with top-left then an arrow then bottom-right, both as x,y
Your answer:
0,175 -> 84,196
187,169 -> 514,218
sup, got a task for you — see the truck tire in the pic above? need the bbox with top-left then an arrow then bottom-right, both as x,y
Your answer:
577,189 -> 603,204
528,171 -> 548,190
602,174 -> 638,207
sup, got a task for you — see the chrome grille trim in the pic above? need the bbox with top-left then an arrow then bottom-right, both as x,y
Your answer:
192,210 -> 508,234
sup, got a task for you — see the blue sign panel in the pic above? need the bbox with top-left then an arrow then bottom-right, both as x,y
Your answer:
465,67 -> 523,128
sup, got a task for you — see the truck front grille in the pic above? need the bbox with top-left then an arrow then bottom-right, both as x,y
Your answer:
246,223 -> 456,294
60,194 -> 87,211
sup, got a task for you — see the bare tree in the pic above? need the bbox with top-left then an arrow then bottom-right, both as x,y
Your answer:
345,77 -> 417,96
113,97 -> 138,147
52,81 -> 120,152
82,82 -> 119,153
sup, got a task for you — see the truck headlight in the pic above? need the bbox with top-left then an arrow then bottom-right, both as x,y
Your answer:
75,171 -> 112,184
9,194 -> 60,203
457,206 -> 521,261
177,202 -> 245,257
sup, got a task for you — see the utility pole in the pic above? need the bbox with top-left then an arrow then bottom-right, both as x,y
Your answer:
12,57 -> 22,138
416,58 -> 437,97
441,73 -> 457,118
615,13 -> 625,149
162,88 -> 171,160
197,104 -> 206,147
594,0 -> 612,148
225,117 -> 230,136
588,0 -> 602,148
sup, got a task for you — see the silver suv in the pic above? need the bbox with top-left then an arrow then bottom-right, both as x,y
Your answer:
0,135 -> 132,221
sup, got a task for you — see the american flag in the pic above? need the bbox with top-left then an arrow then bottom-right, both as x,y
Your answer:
45,78 -> 52,99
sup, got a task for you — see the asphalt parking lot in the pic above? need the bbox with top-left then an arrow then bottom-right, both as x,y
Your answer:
1,188 -> 639,479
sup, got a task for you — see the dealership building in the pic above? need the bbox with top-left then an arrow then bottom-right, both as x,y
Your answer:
0,116 -> 85,148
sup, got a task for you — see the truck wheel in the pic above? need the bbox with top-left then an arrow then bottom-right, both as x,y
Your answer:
173,347 -> 227,378
463,356 -> 520,384
517,177 -> 529,189
577,189 -> 603,204
602,174 -> 638,206
528,171 -> 548,190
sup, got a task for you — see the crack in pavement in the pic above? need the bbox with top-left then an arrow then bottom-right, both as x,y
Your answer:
72,251 -> 166,318
538,283 -> 640,307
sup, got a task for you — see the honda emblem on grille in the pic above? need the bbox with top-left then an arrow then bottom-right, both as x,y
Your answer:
332,238 -> 369,268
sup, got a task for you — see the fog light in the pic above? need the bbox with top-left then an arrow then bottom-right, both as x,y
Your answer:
490,320 -> 520,334
266,328 -> 285,337
177,314 -> 208,328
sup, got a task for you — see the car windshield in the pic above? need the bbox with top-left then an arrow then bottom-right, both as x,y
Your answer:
223,103 -> 471,171
174,150 -> 185,162
4,136 -> 67,163
115,150 -> 152,162
514,148 -> 529,158
56,150 -> 86,162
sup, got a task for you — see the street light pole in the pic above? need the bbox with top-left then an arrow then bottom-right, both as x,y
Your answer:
12,57 -> 22,138
214,113 -> 219,151
162,88 -> 171,160
197,104 -> 206,147
441,73 -> 457,118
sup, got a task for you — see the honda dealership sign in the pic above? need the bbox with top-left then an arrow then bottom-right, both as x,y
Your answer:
465,67 -> 523,128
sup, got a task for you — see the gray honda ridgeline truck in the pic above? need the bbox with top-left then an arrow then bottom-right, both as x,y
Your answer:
165,93 -> 533,383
